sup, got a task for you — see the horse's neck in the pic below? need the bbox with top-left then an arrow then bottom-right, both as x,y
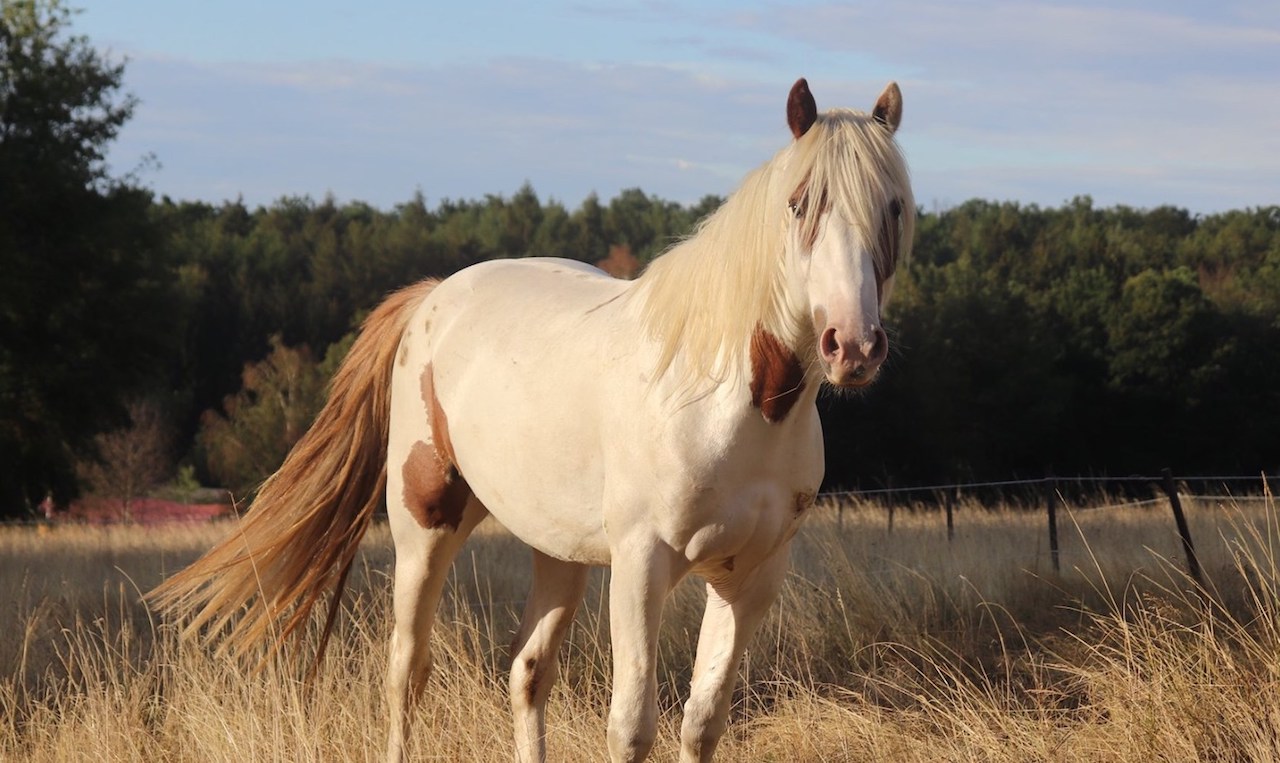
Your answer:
634,234 -> 820,414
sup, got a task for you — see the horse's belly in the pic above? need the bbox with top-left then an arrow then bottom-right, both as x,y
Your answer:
443,366 -> 616,564
468,452 -> 613,565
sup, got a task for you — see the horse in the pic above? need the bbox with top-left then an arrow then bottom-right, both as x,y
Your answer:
149,77 -> 914,763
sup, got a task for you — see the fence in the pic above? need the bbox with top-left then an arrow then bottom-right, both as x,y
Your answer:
820,469 -> 1277,585
7,470 -> 1275,585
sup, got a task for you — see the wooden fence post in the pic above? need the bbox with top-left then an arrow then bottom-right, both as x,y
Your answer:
945,489 -> 955,542
1161,467 -> 1203,587
1046,476 -> 1060,574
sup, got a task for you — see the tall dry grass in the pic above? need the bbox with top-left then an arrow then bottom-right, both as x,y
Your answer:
3,490 -> 1279,761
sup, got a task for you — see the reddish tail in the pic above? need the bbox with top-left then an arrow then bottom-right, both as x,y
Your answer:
149,279 -> 439,668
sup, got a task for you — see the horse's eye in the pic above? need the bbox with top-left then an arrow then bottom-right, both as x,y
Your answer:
888,199 -> 902,219
788,198 -> 803,218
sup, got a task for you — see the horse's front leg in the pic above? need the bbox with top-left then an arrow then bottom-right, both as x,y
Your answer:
606,537 -> 684,763
679,543 -> 791,763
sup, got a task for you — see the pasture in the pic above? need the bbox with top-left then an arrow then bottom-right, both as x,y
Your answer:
3,493 -> 1279,761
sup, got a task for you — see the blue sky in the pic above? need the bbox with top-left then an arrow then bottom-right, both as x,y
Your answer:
78,1 -> 1279,214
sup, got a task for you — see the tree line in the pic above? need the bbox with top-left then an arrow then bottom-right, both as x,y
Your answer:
2,1 -> 1277,517
821,198 -> 1280,489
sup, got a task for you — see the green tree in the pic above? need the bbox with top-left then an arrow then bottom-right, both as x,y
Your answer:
1106,267 -> 1226,397
567,192 -> 608,262
195,335 -> 349,501
0,0 -> 174,516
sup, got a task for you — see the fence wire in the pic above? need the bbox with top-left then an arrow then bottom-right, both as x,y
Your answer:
820,472 -> 1276,501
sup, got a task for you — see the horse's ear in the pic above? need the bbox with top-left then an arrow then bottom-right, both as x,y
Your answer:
872,82 -> 903,133
787,78 -> 817,139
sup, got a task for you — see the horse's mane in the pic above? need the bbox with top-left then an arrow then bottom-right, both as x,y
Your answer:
633,107 -> 915,393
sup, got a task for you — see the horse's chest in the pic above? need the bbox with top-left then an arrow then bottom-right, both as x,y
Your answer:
653,404 -> 823,570
672,475 -> 818,575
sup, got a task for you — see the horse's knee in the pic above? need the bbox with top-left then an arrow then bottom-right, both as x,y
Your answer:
607,713 -> 657,763
679,702 -> 726,763
679,732 -> 721,763
509,654 -> 556,710
387,631 -> 433,701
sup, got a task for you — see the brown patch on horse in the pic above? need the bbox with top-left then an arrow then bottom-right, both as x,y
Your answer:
401,443 -> 470,531
512,617 -> 577,705
521,657 -> 541,705
787,78 -> 818,139
400,363 -> 469,530
422,363 -> 456,465
875,198 -> 903,297
789,177 -> 831,249
749,328 -> 806,423
795,491 -> 816,515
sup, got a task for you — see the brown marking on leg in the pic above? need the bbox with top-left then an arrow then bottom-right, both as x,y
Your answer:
401,363 -> 469,530
749,327 -> 806,423
795,491 -> 815,515
522,656 -> 540,705
400,440 -> 436,528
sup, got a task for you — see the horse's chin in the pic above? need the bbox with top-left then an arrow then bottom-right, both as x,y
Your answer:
824,369 -> 879,390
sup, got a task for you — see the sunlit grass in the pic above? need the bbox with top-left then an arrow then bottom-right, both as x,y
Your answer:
3,489 -> 1278,760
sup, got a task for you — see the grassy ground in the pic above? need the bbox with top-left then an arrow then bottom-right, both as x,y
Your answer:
3,490 -> 1279,761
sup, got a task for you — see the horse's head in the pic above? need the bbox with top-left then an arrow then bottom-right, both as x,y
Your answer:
780,79 -> 913,389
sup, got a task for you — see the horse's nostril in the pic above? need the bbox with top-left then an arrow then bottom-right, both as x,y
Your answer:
820,327 -> 840,359
869,327 -> 888,363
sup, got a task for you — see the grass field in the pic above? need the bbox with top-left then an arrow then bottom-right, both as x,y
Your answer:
3,490 -> 1280,761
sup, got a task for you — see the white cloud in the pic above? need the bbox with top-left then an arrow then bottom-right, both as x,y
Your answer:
111,53 -> 797,208
102,2 -> 1279,213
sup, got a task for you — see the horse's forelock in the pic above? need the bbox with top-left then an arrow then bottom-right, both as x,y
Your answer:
790,110 -> 914,285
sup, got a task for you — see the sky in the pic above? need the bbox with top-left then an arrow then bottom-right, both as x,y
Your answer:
74,1 -> 1280,215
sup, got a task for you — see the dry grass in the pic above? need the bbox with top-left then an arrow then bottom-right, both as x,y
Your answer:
4,490 -> 1280,761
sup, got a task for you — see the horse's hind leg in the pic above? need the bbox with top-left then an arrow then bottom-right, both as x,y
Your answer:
510,550 -> 589,763
384,470 -> 487,763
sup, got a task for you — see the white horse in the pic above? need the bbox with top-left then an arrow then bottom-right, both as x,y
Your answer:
151,78 -> 914,763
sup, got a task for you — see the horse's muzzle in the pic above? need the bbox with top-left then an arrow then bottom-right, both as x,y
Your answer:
820,325 -> 887,387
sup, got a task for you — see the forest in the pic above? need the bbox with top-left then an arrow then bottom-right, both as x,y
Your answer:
2,1 -> 1279,518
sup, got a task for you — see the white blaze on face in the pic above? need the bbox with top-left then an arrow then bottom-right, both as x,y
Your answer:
807,212 -> 887,387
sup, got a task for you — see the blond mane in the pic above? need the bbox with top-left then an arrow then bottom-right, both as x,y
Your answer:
634,107 -> 915,392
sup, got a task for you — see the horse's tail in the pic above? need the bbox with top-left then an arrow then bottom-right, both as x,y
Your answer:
148,278 -> 440,670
